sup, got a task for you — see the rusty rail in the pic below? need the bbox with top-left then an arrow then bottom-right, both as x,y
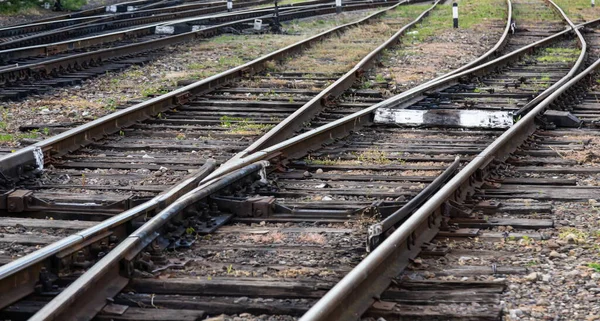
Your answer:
0,2 -> 306,63
0,0 -> 397,189
0,2 -> 403,314
0,0 -> 301,51
299,1 -> 589,320
31,161 -> 270,321
222,0 -> 513,168
202,5 -> 600,186
0,160 -> 216,310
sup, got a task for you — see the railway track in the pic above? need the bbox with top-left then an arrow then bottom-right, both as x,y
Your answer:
0,1 -> 450,319
0,0 -> 597,320
0,1 -> 393,101
0,0 -> 266,43
0,0 -> 283,48
297,2 -> 600,321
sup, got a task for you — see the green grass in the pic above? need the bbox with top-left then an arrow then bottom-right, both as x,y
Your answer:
188,63 -> 207,70
0,131 -> 39,143
553,0 -> 599,21
0,134 -> 13,142
536,47 -> 580,63
305,155 -> 338,165
141,87 -> 169,97
589,263 -> 600,272
219,116 -> 273,134
218,56 -> 245,67
62,0 -> 87,10
393,0 -> 506,44
513,2 -> 559,21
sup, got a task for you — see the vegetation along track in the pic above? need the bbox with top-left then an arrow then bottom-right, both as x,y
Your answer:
299,2 -> 600,321
0,0 -> 391,101
0,0 -> 595,320
0,1 -> 459,320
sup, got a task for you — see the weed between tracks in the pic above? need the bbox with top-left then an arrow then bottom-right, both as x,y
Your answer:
397,0 -> 506,44
552,0 -> 600,23
512,1 -> 560,21
219,115 -> 275,135
274,23 -> 398,74
373,0 -> 506,91
536,47 -> 580,63
305,150 -> 399,165
0,11 -> 377,148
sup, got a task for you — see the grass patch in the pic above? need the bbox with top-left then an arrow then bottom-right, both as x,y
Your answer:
512,1 -> 559,21
219,116 -> 273,134
553,0 -> 600,22
559,227 -> 589,243
279,23 -> 396,74
188,63 -> 207,70
589,263 -> 600,272
141,87 -> 169,97
0,131 -> 39,143
398,0 -> 506,44
305,155 -> 339,165
536,47 -> 580,63
0,134 -> 14,142
61,0 -> 87,10
355,150 -> 393,165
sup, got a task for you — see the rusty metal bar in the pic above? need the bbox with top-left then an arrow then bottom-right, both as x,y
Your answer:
366,156 -> 461,252
231,0 -> 442,161
299,1 -> 589,320
202,10 -> 600,186
0,1 -> 397,189
0,0 -> 317,51
300,31 -> 597,321
0,2 -> 312,63
226,0 -> 512,164
0,160 -> 216,310
28,161 -> 270,321
515,0 -> 587,115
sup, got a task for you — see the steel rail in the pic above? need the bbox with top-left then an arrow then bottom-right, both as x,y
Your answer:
0,0 -> 576,318
30,161 -> 270,321
201,8 -> 600,187
0,0 -> 366,48
514,0 -> 587,115
0,0 -> 230,38
0,2 -> 402,312
230,0 -> 443,162
0,1 -> 392,85
302,26 -> 600,321
299,2 -> 590,320
0,0 -> 161,29
0,160 -> 216,310
0,0 -> 232,29
0,15 -> 112,38
0,0 -> 332,64
0,1 -> 397,187
0,0 -> 276,50
366,156 -> 461,252
24,1 -> 583,319
224,0 -> 513,166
